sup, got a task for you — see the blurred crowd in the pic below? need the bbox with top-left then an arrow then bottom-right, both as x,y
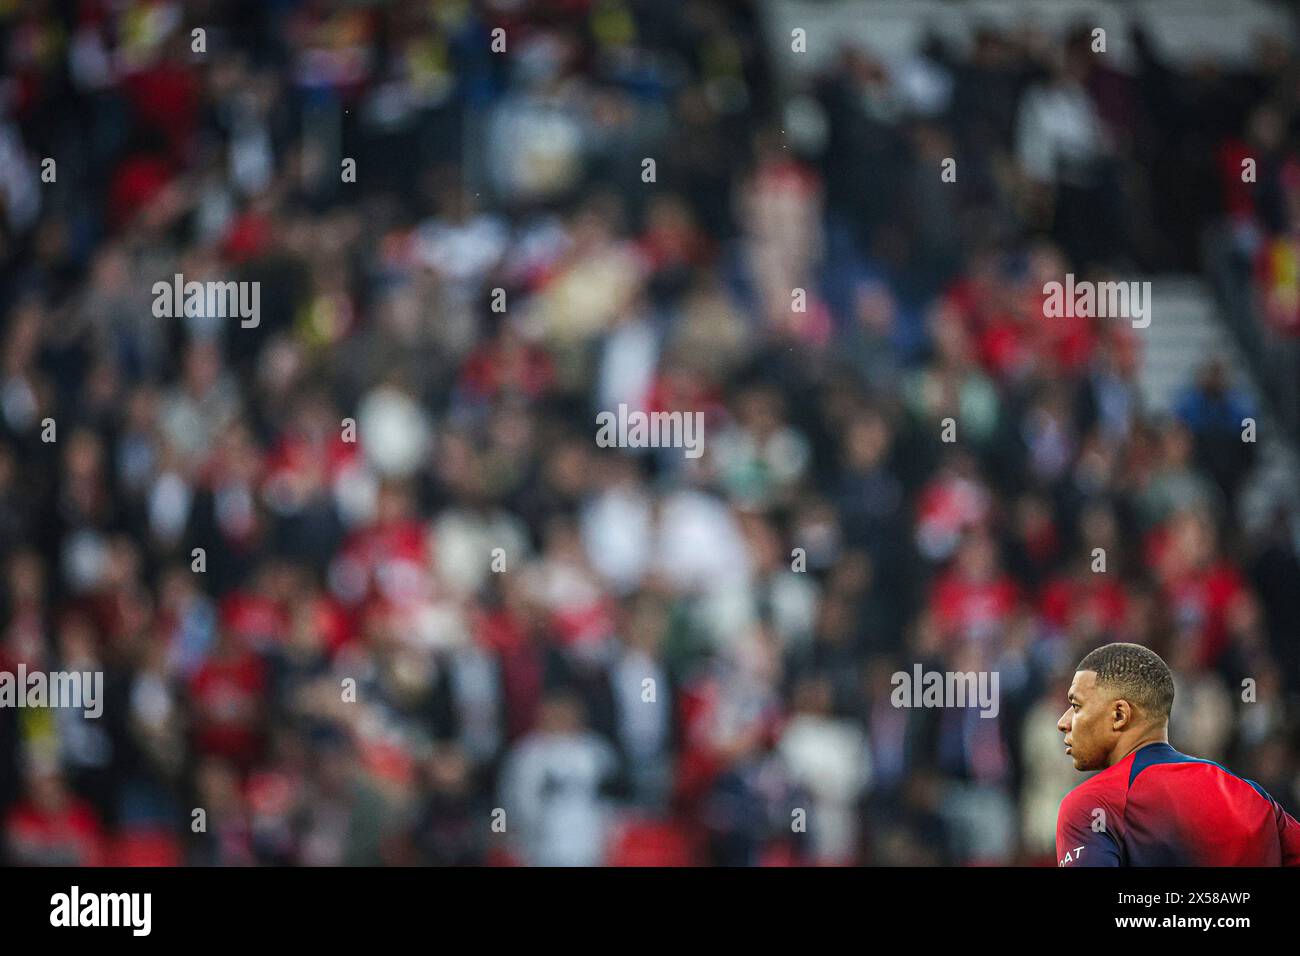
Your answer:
1,0 -> 1299,867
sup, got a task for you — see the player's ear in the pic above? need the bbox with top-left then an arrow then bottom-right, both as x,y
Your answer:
1112,698 -> 1131,730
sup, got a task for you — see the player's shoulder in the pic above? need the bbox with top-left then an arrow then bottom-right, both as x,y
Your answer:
1057,756 -> 1133,865
1131,743 -> 1277,805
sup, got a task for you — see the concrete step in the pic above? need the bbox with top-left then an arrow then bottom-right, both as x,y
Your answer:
1135,277 -> 1259,413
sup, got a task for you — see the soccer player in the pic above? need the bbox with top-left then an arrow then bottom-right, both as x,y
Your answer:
1055,642 -> 1300,866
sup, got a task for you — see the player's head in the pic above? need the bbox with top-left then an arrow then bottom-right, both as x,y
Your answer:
1057,642 -> 1174,771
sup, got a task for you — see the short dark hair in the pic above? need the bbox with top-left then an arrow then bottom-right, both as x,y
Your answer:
1077,642 -> 1175,721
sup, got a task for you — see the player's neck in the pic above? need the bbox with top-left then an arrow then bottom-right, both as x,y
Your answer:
1108,728 -> 1170,767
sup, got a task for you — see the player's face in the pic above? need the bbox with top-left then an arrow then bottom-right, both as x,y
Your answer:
1057,670 -> 1109,771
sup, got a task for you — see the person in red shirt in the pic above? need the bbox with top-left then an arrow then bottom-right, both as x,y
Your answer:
931,529 -> 1020,645
188,628 -> 267,770
1148,510 -> 1246,667
1056,642 -> 1300,866
4,765 -> 106,866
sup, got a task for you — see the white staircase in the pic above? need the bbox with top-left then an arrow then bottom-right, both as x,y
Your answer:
1136,277 -> 1254,415
1137,276 -> 1299,538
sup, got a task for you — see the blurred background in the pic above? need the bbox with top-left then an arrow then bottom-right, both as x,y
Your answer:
1,0 -> 1300,867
